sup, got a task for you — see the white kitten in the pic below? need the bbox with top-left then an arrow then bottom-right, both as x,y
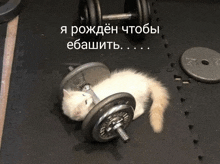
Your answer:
62,69 -> 169,133
62,91 -> 94,121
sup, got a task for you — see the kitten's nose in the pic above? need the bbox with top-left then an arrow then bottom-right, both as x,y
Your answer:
74,111 -> 81,116
74,116 -> 83,121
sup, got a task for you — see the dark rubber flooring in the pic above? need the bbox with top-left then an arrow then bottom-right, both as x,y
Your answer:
1,0 -> 220,164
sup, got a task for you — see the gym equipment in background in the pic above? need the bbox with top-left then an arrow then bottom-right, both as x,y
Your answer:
180,47 -> 220,83
77,0 -> 151,40
0,0 -> 23,23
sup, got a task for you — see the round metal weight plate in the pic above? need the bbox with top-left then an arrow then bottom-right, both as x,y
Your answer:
93,0 -> 101,26
78,0 -> 101,40
124,0 -> 150,26
138,0 -> 150,26
180,47 -> 220,83
0,0 -> 24,23
82,92 -> 136,142
92,104 -> 134,142
60,62 -> 110,98
80,0 -> 101,26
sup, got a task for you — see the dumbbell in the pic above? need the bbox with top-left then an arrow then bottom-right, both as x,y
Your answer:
78,0 -> 151,39
60,62 -> 136,142
0,0 -> 24,23
82,84 -> 135,142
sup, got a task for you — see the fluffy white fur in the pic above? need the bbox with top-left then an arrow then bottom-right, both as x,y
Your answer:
62,69 -> 169,133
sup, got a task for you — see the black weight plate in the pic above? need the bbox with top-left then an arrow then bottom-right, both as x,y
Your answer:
85,0 -> 99,26
92,104 -> 134,142
124,0 -> 150,26
78,0 -> 101,40
180,47 -> 220,83
0,0 -> 24,24
60,62 -> 110,99
82,92 -> 136,142
78,0 -> 101,26
141,0 -> 151,25
138,0 -> 149,26
79,0 -> 92,26
93,0 -> 101,26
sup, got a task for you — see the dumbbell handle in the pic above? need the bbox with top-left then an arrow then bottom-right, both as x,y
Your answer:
82,85 -> 100,104
102,13 -> 136,21
113,123 -> 130,143
116,127 -> 130,142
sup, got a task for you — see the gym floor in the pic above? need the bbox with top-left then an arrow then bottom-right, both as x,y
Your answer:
0,0 -> 220,163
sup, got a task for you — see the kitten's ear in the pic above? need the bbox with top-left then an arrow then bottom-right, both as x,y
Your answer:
63,89 -> 71,98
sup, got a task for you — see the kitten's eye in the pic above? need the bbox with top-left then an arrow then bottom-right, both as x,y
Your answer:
85,100 -> 87,104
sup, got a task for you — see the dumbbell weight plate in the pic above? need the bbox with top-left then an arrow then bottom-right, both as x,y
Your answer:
60,62 -> 110,99
79,0 -> 101,26
78,0 -> 101,40
92,104 -> 134,142
0,0 -> 24,23
82,92 -> 136,142
180,47 -> 220,83
124,0 -> 150,26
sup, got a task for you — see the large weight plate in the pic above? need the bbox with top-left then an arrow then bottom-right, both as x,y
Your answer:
92,104 -> 134,142
124,0 -> 151,26
82,92 -> 136,142
78,0 -> 101,40
139,0 -> 150,26
60,62 -> 110,98
79,0 -> 101,26
0,0 -> 24,23
180,47 -> 220,83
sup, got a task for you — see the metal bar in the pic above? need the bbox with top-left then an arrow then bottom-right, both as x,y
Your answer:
102,13 -> 135,21
116,127 -> 130,143
83,85 -> 100,104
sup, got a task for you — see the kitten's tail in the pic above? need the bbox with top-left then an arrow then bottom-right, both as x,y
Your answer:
148,78 -> 169,133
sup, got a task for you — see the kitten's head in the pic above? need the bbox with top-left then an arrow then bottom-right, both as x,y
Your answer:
62,89 -> 94,121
